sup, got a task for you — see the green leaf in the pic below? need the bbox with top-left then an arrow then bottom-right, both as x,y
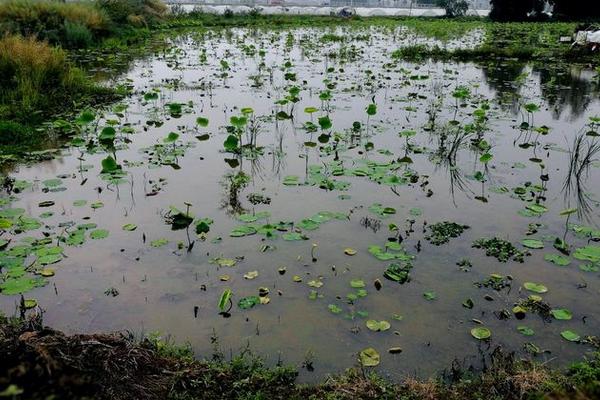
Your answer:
196,117 -> 209,127
282,232 -> 306,241
560,330 -> 580,342
163,132 -> 179,143
37,254 -> 62,265
328,304 -> 342,314
366,320 -> 390,332
366,104 -> 377,116
359,348 -> 380,367
230,116 -> 247,128
318,116 -> 332,130
224,135 -> 239,151
574,246 -> 600,263
526,204 -> 548,214
0,277 -> 47,295
551,309 -> 572,320
218,289 -> 232,312
350,279 -> 365,288
150,238 -> 169,248
470,327 -> 491,340
517,326 -> 535,336
480,153 -> 493,163
122,223 -> 137,231
521,239 -> 544,249
99,127 -> 116,141
101,156 -> 119,173
523,282 -> 548,294
544,254 -> 571,266
423,291 -> 437,301
90,229 -> 109,239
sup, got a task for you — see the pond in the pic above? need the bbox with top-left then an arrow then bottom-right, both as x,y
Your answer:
1,25 -> 599,381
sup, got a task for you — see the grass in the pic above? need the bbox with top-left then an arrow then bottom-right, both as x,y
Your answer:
0,0 -> 169,149
0,0 -> 169,49
1,313 -> 599,400
0,0 -> 110,48
0,35 -> 115,147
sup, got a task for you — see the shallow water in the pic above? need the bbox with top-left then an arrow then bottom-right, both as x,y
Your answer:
1,26 -> 599,381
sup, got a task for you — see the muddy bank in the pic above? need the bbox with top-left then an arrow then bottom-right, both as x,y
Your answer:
0,315 -> 598,399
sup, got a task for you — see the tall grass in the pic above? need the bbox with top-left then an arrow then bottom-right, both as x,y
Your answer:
0,0 -> 168,48
0,0 -> 109,47
0,35 -> 89,124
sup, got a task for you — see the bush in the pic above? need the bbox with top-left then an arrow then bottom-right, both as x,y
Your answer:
0,0 -> 109,46
96,0 -> 167,28
63,21 -> 94,48
0,35 -> 89,123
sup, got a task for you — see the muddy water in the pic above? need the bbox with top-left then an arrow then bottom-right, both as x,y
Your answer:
1,26 -> 599,381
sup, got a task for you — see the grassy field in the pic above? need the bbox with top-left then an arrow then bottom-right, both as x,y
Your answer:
1,314 -> 599,400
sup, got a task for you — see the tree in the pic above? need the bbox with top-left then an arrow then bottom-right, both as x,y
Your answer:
489,0 -> 545,21
437,0 -> 469,17
550,0 -> 600,20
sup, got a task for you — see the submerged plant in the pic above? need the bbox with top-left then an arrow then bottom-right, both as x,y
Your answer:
425,222 -> 470,245
473,238 -> 527,263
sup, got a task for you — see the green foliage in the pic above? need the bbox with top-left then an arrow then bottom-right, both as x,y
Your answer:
63,20 -> 94,48
96,0 -> 167,28
436,0 -> 470,18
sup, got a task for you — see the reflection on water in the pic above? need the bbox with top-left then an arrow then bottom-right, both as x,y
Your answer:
1,26 -> 599,382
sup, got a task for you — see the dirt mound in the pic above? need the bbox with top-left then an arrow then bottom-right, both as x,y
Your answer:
0,317 -> 177,399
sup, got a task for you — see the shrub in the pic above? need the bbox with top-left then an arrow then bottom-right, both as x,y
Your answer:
96,0 -> 167,28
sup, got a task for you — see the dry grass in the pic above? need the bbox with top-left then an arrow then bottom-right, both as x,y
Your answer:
403,377 -> 443,400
